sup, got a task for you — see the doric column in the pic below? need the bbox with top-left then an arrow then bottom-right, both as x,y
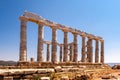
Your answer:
81,36 -> 86,62
87,38 -> 93,63
47,44 -> 50,62
19,19 -> 27,62
37,24 -> 44,62
63,31 -> 68,62
60,44 -> 63,62
95,40 -> 99,63
69,43 -> 73,62
73,33 -> 78,62
51,27 -> 57,63
100,40 -> 104,63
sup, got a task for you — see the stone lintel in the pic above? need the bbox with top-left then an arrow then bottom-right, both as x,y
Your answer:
22,11 -> 103,43
43,41 -> 51,45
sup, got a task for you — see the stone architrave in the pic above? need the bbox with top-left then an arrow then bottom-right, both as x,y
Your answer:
63,31 -> 68,62
73,33 -> 78,62
60,44 -> 63,62
81,36 -> 86,62
95,40 -> 99,63
37,24 -> 44,62
51,27 -> 57,63
47,44 -> 50,62
100,40 -> 104,63
19,19 -> 27,62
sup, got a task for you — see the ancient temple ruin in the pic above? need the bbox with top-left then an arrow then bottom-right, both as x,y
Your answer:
19,11 -> 104,64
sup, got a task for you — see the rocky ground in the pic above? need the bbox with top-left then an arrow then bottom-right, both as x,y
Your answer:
0,64 -> 120,80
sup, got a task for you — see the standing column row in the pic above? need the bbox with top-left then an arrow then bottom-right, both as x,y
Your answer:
19,20 -> 104,63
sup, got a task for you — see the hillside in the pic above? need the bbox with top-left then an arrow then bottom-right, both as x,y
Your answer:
0,60 -> 17,66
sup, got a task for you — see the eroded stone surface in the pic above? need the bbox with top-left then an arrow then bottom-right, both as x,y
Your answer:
19,11 -> 104,64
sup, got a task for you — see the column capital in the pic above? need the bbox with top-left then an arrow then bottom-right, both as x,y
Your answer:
62,29 -> 69,32
38,23 -> 44,26
100,39 -> 104,42
19,16 -> 27,21
81,35 -> 86,38
50,26 -> 58,29
72,32 -> 78,35
87,36 -> 93,40
94,38 -> 99,41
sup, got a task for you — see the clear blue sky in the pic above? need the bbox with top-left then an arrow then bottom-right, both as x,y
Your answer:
0,0 -> 120,63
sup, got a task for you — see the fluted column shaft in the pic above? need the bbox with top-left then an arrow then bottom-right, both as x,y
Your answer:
37,24 -> 44,62
47,44 -> 50,62
51,27 -> 57,63
87,38 -> 93,62
95,40 -> 99,63
100,41 -> 104,63
63,31 -> 68,62
60,45 -> 63,62
73,33 -> 78,62
70,44 -> 73,62
19,20 -> 27,62
81,36 -> 86,62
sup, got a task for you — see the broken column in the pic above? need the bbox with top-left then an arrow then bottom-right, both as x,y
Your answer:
63,31 -> 68,62
81,36 -> 86,62
47,44 -> 50,62
100,40 -> 104,63
73,33 -> 78,62
95,39 -> 99,63
51,27 -> 57,63
19,18 -> 27,62
37,24 -> 44,62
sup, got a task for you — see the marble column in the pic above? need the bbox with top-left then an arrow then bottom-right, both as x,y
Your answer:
60,44 -> 63,62
47,44 -> 50,62
81,36 -> 86,62
87,38 -> 93,63
86,40 -> 90,62
19,19 -> 27,62
73,33 -> 78,62
95,40 -> 99,63
63,31 -> 68,62
69,44 -> 73,62
51,27 -> 57,63
37,24 -> 44,62
100,40 -> 104,63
